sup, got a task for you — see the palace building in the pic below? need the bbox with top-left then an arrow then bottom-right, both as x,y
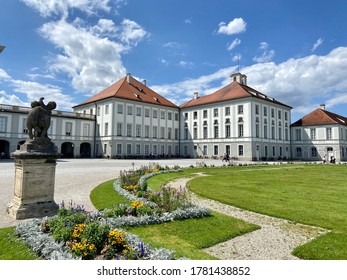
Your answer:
1,73 -> 346,162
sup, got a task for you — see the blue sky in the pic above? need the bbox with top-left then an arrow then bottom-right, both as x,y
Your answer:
1,0 -> 347,122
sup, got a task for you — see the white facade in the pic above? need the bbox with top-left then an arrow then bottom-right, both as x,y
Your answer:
74,99 -> 180,158
291,124 -> 347,162
180,97 -> 291,161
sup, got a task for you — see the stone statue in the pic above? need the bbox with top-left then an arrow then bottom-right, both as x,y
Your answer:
26,97 -> 56,139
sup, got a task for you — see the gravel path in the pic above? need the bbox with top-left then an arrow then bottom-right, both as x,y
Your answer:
165,174 -> 329,260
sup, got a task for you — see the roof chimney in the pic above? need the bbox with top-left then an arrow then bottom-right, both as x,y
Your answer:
143,80 -> 146,86
127,73 -> 132,84
320,104 -> 326,110
193,92 -> 199,99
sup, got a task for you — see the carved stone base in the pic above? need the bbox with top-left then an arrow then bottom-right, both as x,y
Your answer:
7,139 -> 60,220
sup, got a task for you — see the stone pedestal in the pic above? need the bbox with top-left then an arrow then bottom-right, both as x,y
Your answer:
7,138 -> 60,219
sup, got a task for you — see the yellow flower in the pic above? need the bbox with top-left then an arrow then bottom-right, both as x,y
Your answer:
131,200 -> 144,209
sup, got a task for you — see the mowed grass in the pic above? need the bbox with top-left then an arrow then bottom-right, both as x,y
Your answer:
148,164 -> 347,259
0,227 -> 39,260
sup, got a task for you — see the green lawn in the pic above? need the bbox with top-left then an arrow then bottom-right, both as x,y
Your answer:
0,227 -> 39,260
147,164 -> 347,259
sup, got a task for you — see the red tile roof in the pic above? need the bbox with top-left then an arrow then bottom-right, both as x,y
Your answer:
74,75 -> 178,109
180,81 -> 292,109
291,108 -> 347,127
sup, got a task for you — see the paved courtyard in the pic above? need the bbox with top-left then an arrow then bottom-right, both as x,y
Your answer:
0,158 -> 225,228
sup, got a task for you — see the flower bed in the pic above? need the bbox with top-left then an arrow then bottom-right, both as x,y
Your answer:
15,164 -> 210,260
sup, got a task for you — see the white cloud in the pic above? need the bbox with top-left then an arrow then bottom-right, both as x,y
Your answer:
253,42 -> 275,63
0,91 -> 28,106
227,38 -> 241,51
120,19 -> 149,46
151,66 -> 236,105
0,68 -> 11,80
151,47 -> 347,119
10,79 -> 75,110
244,47 -> 347,115
178,61 -> 194,68
21,0 -> 112,18
38,18 -> 137,94
312,38 -> 324,52
232,54 -> 242,62
217,18 -> 246,35
185,18 -> 192,24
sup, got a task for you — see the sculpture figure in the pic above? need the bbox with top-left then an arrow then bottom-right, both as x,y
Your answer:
26,97 -> 56,139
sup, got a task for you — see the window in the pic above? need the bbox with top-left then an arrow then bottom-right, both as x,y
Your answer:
184,113 -> 188,120
83,123 -> 90,136
213,108 -> 218,117
214,126 -> 219,138
203,145 -> 207,156
295,129 -> 301,141
97,107 -> 100,116
256,124 -> 259,138
285,112 -> 288,121
278,110 -> 282,119
175,113 -> 179,121
311,147 -> 318,157
271,108 -> 275,118
278,127 -> 282,140
272,146 -> 276,157
145,125 -> 149,138
160,127 -> 165,139
184,128 -> 188,140
153,126 -> 157,138
136,144 -> 141,155
238,145 -> 244,156
193,111 -> 197,119
225,107 -> 230,116
175,128 -> 179,140
22,118 -> 28,134
0,117 -> 7,132
136,107 -> 141,116
126,124 -> 132,137
105,105 -> 109,114
127,144 -> 132,155
160,111 -> 165,119
153,110 -> 158,118
214,145 -> 219,156
203,110 -> 208,118
272,126 -> 275,139
153,145 -> 157,154
255,104 -> 259,115
265,145 -> 268,157
65,122 -> 72,136
117,104 -> 123,114
264,125 -> 268,138
310,128 -> 316,140
168,112 -> 172,120
238,105 -> 244,114
104,122 -> 109,136
116,144 -> 122,154
193,127 -> 197,139
104,144 -> 107,154
238,124 -> 244,137
117,123 -> 122,136
136,124 -> 141,137
90,108 -> 93,115
203,127 -> 208,139
144,145 -> 149,155
285,128 -> 289,141
168,128 -> 172,139
145,108 -> 150,117
127,106 -> 133,115
226,125 -> 231,138
296,147 -> 302,157
161,145 -> 165,154
326,127 -> 332,139
264,107 -> 268,116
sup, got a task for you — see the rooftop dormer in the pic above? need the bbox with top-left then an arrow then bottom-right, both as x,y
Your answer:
230,72 -> 247,85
